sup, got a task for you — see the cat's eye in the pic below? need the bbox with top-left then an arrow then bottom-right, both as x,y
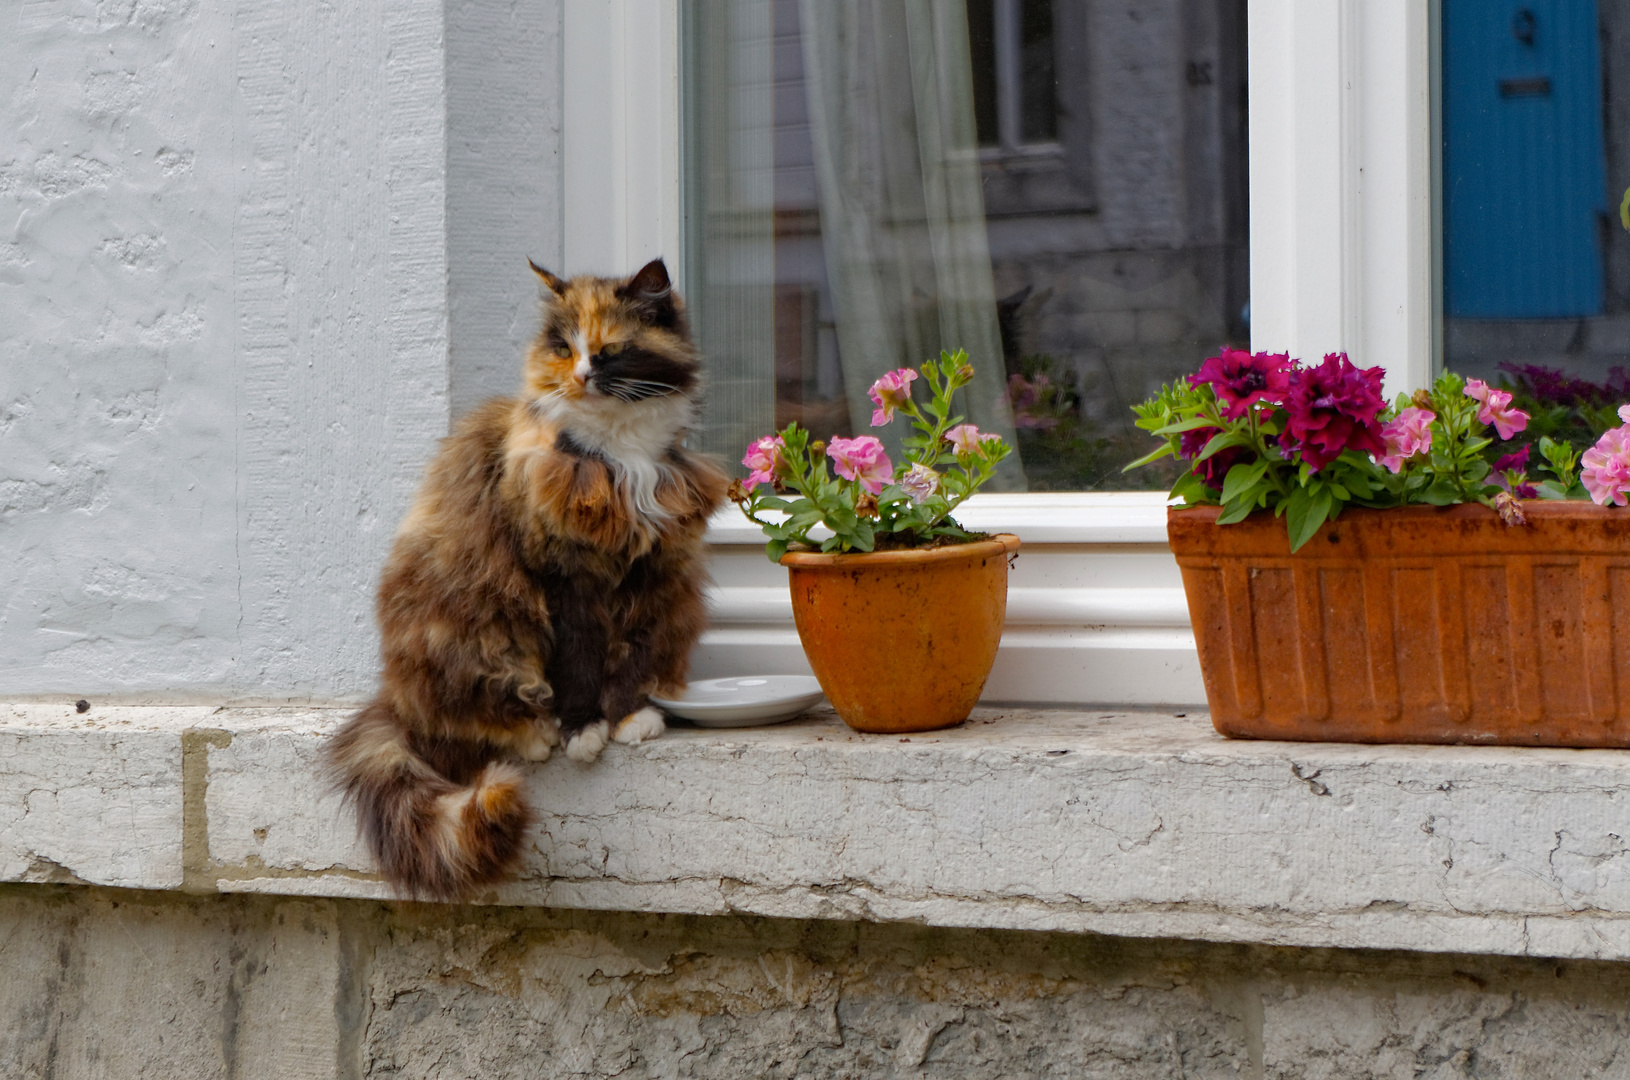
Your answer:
552,343 -> 572,359
601,341 -> 623,356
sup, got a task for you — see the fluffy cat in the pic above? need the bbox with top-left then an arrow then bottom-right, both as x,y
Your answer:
327,258 -> 726,900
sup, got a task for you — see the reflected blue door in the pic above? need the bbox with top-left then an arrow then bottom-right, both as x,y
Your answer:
1443,0 -> 1607,318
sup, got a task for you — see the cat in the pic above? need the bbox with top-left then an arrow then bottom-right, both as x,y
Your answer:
327,257 -> 727,900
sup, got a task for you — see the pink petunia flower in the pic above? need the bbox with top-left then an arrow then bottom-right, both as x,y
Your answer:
945,424 -> 1001,457
898,462 -> 940,505
1281,353 -> 1388,473
1463,379 -> 1530,440
1189,348 -> 1296,421
1378,406 -> 1435,474
1619,404 -> 1630,425
826,435 -> 893,494
741,435 -> 784,491
868,368 -> 919,427
1582,427 -> 1630,506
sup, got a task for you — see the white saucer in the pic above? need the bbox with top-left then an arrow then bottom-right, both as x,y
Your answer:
649,676 -> 826,728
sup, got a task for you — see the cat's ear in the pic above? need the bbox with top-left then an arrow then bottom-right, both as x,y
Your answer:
529,259 -> 568,297
617,258 -> 677,325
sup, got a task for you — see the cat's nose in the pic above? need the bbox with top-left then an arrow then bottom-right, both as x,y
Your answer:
571,356 -> 593,389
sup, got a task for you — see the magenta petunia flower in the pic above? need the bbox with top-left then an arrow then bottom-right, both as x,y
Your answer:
1378,406 -> 1435,474
826,435 -> 893,494
1582,427 -> 1630,506
1189,348 -> 1295,421
1281,353 -> 1387,473
945,424 -> 1001,456
898,462 -> 940,505
1463,379 -> 1530,440
741,435 -> 784,491
1179,425 -> 1247,489
868,368 -> 919,427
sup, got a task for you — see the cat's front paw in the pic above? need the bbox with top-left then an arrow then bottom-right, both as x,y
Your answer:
613,706 -> 666,746
516,717 -> 560,761
564,719 -> 610,763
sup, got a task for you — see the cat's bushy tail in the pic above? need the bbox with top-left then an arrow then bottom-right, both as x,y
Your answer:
327,699 -> 532,901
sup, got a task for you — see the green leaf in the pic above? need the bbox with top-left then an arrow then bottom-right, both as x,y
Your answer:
1535,479 -> 1571,500
1152,416 -> 1226,436
1216,493 -> 1259,525
1419,480 -> 1460,506
1195,430 -> 1251,463
1168,469 -> 1212,506
1285,485 -> 1334,552
1122,443 -> 1177,472
764,539 -> 789,563
1220,460 -> 1270,504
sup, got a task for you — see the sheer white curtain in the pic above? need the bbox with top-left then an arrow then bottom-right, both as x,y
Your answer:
687,0 -> 778,466
798,0 -> 1024,487
686,0 -> 1024,485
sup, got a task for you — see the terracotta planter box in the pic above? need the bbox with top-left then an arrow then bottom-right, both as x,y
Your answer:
1168,502 -> 1630,747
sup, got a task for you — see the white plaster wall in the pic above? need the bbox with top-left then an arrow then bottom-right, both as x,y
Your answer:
0,1 -> 564,700
446,0 -> 564,418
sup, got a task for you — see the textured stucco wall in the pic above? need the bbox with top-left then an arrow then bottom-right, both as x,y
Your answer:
6,885 -> 1630,1079
0,1 -> 562,701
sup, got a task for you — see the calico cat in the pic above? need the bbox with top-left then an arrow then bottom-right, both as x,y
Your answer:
327,258 -> 726,900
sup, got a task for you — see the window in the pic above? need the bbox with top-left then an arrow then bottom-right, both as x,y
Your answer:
560,0 -> 1437,705
682,0 -> 1250,493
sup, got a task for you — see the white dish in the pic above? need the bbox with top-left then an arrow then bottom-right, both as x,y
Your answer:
649,676 -> 826,728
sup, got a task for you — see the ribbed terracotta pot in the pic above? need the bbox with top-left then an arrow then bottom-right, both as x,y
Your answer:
780,534 -> 1020,733
1169,502 -> 1630,747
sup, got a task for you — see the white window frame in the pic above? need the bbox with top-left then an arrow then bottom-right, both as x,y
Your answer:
558,0 -> 1435,706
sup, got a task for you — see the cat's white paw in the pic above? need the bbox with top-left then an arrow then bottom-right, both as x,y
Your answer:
613,706 -> 666,746
516,718 -> 560,762
564,720 -> 610,763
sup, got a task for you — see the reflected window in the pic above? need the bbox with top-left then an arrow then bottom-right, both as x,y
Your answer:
1442,0 -> 1628,406
684,0 -> 1249,491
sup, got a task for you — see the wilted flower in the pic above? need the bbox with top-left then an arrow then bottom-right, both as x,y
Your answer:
1463,379 -> 1529,440
741,435 -> 784,491
945,424 -> 1001,456
1281,353 -> 1387,472
825,435 -> 893,494
1378,406 -> 1435,473
1190,347 -> 1295,421
1582,426 -> 1630,506
1494,490 -> 1528,527
854,492 -> 879,518
898,462 -> 940,505
868,368 -> 919,427
727,478 -> 748,504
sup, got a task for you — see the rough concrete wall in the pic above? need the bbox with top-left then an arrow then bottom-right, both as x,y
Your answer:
445,0 -> 565,421
5,885 -> 1630,1079
0,1 -> 456,701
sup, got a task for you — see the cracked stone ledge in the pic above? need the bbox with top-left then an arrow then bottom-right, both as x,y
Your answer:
6,702 -> 1630,960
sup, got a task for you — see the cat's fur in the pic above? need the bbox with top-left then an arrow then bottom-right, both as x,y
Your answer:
327,258 -> 726,900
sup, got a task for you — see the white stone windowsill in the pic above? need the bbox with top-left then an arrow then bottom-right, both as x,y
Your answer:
7,702 -> 1630,962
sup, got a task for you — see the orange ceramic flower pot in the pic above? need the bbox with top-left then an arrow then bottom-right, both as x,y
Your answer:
780,534 -> 1020,733
1168,502 -> 1630,747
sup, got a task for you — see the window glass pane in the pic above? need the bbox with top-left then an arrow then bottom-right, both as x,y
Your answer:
685,0 -> 1250,491
1441,0 -> 1629,429
967,0 -> 999,147
1018,0 -> 1058,143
